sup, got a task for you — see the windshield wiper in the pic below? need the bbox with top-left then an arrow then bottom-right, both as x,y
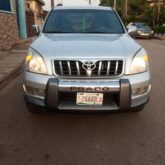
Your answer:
83,31 -> 113,34
43,31 -> 71,33
43,31 -> 119,34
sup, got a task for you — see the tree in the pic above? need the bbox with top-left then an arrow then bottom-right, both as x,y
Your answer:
99,0 -> 164,27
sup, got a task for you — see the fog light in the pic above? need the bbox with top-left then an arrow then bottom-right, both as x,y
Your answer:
132,88 -> 139,96
132,85 -> 151,97
23,85 -> 45,98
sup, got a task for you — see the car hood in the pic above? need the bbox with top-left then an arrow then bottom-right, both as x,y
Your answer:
31,33 -> 141,60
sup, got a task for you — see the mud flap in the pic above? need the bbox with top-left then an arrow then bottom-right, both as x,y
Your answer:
45,78 -> 59,109
119,79 -> 131,110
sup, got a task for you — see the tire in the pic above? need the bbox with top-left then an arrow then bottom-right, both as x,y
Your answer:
130,105 -> 145,112
25,101 -> 45,114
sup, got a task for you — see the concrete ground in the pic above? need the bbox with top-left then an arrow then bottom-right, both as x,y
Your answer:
0,38 -> 35,89
0,39 -> 165,165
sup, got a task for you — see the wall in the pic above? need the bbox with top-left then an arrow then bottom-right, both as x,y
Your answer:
27,0 -> 45,28
0,0 -> 19,50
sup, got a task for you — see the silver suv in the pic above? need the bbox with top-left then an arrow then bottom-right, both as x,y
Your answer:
22,6 -> 151,113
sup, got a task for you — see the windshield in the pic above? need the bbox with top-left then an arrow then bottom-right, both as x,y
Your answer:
134,23 -> 149,28
43,9 -> 125,34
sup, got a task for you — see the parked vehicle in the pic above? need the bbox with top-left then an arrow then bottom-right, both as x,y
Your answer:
22,6 -> 151,113
127,22 -> 154,38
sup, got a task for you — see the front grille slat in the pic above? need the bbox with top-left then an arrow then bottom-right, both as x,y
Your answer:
59,61 -> 63,75
76,61 -> 80,76
98,61 -> 102,76
54,60 -> 123,78
67,61 -> 71,75
107,61 -> 111,76
115,61 -> 119,75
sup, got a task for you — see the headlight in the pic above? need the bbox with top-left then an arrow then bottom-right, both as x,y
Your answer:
137,30 -> 142,34
25,48 -> 48,74
129,49 -> 149,74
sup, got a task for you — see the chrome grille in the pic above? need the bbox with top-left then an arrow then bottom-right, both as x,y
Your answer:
54,60 -> 124,77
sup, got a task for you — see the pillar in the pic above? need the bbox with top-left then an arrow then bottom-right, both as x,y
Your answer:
17,0 -> 27,38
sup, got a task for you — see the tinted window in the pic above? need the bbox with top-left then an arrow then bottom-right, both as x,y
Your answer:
43,9 -> 125,34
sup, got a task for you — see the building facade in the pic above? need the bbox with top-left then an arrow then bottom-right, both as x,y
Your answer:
26,0 -> 45,29
0,0 -> 19,50
0,0 -> 27,50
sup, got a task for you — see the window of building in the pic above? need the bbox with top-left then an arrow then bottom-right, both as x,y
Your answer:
0,0 -> 12,13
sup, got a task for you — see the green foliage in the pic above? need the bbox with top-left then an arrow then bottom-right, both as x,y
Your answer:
155,26 -> 165,34
159,7 -> 165,25
99,0 -> 113,6
99,0 -> 165,27
143,8 -> 154,26
129,0 -> 147,15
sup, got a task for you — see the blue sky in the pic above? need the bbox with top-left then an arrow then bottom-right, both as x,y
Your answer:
43,0 -> 100,10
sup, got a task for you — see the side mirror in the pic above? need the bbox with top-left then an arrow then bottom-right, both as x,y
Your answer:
127,26 -> 137,37
32,25 -> 40,35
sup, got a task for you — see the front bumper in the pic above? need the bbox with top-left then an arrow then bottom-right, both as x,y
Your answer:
23,71 -> 151,111
136,32 -> 154,38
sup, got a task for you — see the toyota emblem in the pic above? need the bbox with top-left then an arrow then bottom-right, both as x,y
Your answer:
82,61 -> 96,76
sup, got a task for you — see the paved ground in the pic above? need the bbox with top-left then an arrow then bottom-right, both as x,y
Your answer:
0,38 -> 34,89
0,39 -> 165,165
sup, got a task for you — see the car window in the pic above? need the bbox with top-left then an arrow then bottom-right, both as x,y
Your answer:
134,23 -> 148,28
43,9 -> 125,34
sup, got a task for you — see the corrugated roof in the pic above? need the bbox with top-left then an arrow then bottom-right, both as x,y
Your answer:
27,0 -> 45,5
37,0 -> 45,5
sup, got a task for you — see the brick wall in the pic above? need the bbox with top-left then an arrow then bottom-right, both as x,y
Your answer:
0,0 -> 19,50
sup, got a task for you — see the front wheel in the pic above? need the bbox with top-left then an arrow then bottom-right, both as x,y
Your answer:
25,101 -> 45,114
130,105 -> 145,112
